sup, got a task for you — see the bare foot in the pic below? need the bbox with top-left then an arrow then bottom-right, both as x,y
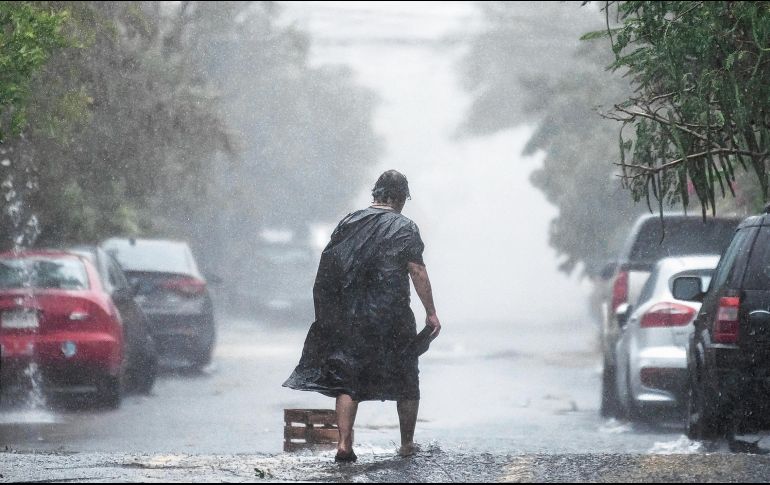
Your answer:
398,442 -> 420,457
334,449 -> 357,463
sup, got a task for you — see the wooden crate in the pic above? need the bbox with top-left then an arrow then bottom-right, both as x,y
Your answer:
284,409 -> 345,452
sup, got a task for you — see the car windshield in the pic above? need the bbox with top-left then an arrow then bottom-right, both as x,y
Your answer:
0,257 -> 89,290
628,219 -> 738,263
103,240 -> 199,275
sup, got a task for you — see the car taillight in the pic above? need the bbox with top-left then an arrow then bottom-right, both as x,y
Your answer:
611,271 -> 629,312
68,310 -> 90,322
640,302 -> 696,328
161,277 -> 206,296
714,296 -> 740,344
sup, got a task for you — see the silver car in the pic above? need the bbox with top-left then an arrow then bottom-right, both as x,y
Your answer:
614,255 -> 719,418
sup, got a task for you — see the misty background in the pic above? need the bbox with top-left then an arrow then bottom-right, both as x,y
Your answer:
279,1 -> 594,324
1,1 -> 648,327
4,0 -> 738,459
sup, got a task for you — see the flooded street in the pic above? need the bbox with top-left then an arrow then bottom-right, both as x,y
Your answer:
0,315 -> 682,455
3,1 -> 770,482
6,314 -> 770,482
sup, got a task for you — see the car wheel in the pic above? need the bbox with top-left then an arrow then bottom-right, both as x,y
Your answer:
190,329 -> 215,370
600,356 -> 620,418
625,375 -> 649,422
130,352 -> 158,395
622,361 -> 642,421
686,368 -> 722,440
95,375 -> 122,409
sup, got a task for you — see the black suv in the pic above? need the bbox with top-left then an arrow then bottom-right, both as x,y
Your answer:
673,211 -> 770,438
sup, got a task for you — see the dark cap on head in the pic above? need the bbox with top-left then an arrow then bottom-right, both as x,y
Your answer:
372,170 -> 410,203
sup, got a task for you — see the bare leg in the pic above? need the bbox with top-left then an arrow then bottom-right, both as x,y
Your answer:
336,394 -> 358,456
397,400 -> 419,456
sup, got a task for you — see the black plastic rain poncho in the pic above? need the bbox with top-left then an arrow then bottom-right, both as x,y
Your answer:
283,207 -> 425,402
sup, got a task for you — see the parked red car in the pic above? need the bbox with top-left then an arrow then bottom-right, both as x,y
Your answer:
0,250 -> 125,407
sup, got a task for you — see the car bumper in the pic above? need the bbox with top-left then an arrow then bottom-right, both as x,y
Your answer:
705,347 -> 770,408
1,332 -> 121,370
144,313 -> 214,355
630,346 -> 688,405
1,332 -> 121,393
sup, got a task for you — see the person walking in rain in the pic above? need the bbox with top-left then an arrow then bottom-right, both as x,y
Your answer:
283,170 -> 441,463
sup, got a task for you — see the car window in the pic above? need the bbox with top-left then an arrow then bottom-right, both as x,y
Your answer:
636,267 -> 658,307
743,227 -> 770,290
107,258 -> 130,290
103,240 -> 200,276
711,227 -> 755,291
0,257 -> 89,290
628,219 -> 738,264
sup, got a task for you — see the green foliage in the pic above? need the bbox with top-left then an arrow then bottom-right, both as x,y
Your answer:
593,1 -> 770,216
0,0 -> 381,294
0,2 -> 68,140
0,1 -> 234,247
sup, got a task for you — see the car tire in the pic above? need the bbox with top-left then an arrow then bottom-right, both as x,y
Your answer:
95,375 -> 122,409
626,388 -> 646,422
600,356 -> 620,418
130,352 -> 158,395
620,361 -> 638,421
190,351 -> 212,371
190,327 -> 215,371
686,369 -> 722,440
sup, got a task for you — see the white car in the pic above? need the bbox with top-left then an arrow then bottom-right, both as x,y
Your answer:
614,255 -> 720,419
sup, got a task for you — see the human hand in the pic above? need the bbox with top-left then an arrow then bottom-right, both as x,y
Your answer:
426,313 -> 441,338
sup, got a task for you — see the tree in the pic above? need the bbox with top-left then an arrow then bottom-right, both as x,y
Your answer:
0,2 -> 69,249
459,2 -> 640,277
0,2 -> 68,141
589,1 -> 770,217
0,0 -> 381,305
0,1 -> 232,249
150,2 -> 381,284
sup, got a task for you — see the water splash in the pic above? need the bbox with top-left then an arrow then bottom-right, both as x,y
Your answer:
0,143 -> 45,411
648,435 -> 702,454
22,362 -> 46,409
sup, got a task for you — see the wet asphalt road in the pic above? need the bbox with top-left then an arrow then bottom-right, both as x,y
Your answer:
3,314 -> 770,482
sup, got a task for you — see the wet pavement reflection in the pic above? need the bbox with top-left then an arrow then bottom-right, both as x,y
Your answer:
3,315 -> 770,482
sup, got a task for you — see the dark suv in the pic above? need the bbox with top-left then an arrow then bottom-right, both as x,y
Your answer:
600,214 -> 741,416
674,211 -> 770,438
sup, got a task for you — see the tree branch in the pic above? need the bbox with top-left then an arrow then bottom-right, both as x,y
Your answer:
614,105 -> 713,143
616,147 -> 767,175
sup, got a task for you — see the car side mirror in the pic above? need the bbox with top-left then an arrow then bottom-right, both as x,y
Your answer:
600,262 -> 617,281
616,302 -> 632,328
672,276 -> 705,302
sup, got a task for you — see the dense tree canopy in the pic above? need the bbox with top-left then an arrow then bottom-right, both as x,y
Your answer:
590,1 -> 770,216
0,2 -> 68,141
0,1 -> 381,286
